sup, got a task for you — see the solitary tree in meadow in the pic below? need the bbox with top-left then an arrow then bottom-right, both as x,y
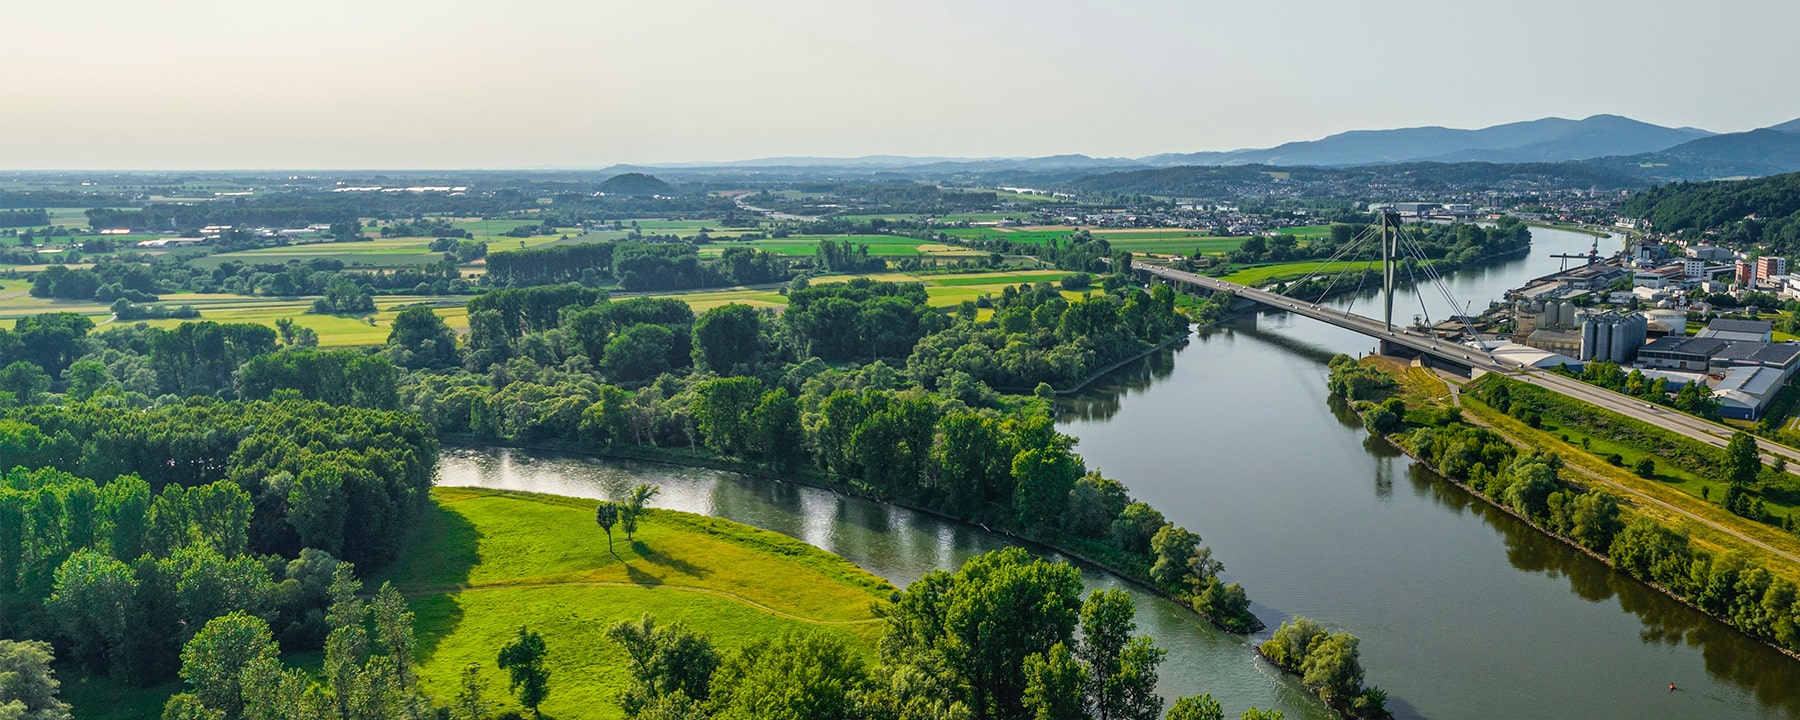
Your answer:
595,501 -> 620,556
497,626 -> 550,718
621,484 -> 660,542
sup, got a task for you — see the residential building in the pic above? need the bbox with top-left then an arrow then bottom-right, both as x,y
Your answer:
1738,260 -> 1755,286
1758,256 -> 1788,281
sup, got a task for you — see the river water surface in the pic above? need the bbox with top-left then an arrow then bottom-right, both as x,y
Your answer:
439,227 -> 1800,719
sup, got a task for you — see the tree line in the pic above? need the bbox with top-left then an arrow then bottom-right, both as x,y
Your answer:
1370,372 -> 1800,660
483,242 -> 790,291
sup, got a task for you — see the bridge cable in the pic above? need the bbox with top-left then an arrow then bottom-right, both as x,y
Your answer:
1274,223 -> 1378,297
1278,223 -> 1377,300
1394,223 -> 1482,341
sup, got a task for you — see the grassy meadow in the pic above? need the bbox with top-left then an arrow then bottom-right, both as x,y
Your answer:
380,487 -> 893,719
61,487 -> 895,720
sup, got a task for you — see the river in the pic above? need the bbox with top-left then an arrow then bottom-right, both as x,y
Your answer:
438,226 -> 1800,719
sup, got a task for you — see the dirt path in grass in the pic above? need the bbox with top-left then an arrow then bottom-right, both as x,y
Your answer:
401,578 -> 884,626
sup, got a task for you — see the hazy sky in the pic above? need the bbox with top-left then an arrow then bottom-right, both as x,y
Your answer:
5,0 -> 1799,169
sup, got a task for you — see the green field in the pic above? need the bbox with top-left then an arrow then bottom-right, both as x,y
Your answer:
0,268 -> 1080,347
382,487 -> 892,719
697,235 -> 986,258
942,227 -> 1255,256
1220,259 -> 1376,286
0,283 -> 470,347
61,486 -> 894,720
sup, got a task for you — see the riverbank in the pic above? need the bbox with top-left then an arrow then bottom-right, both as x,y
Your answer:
1522,220 -> 1615,238
437,434 -> 1264,635
1342,357 -> 1800,665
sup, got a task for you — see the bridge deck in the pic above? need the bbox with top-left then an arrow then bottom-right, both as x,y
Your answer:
1134,261 -> 1800,467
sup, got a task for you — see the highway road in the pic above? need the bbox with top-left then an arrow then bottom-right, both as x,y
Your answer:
1137,261 -> 1800,468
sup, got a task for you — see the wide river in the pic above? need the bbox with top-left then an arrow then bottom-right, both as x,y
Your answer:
439,226 -> 1800,719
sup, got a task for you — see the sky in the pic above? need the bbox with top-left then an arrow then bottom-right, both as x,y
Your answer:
4,0 -> 1800,170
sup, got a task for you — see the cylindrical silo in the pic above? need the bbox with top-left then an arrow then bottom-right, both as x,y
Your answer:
1559,302 -> 1577,328
1582,318 -> 1599,361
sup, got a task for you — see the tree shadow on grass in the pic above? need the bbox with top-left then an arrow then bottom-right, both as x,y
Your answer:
393,499 -> 481,662
637,545 -> 709,579
623,560 -> 663,587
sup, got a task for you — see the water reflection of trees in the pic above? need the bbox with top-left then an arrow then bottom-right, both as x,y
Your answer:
1060,316 -> 1354,423
1402,463 -> 1800,714
1056,334 -> 1185,422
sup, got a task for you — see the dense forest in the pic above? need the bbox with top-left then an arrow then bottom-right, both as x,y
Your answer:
1622,172 -> 1800,253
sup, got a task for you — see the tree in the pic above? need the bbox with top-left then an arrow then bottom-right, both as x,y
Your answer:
496,626 -> 550,718
385,306 -> 459,370
1299,633 -> 1364,706
175,612 -> 279,720
1111,502 -> 1165,555
0,361 -> 50,405
879,547 -> 1083,719
691,303 -> 763,374
1240,710 -> 1283,720
709,632 -> 863,720
452,663 -> 490,720
750,388 -> 804,472
1077,590 -> 1164,720
621,484 -> 660,542
596,501 -> 620,555
0,640 -> 71,720
46,549 -> 138,671
1021,643 -> 1084,720
1012,446 -> 1081,531
605,614 -> 719,716
1723,431 -> 1761,487
603,324 -> 676,383
1166,694 -> 1223,720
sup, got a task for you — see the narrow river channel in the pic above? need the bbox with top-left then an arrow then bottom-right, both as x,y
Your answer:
439,226 -> 1800,719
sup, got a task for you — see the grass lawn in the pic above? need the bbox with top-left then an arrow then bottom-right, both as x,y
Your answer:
381,487 -> 892,719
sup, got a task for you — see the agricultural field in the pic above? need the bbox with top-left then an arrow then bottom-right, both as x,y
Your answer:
1220,259 -> 1377,286
0,282 -> 470,347
695,234 -> 987,258
378,487 -> 893,719
1,268 -> 1078,347
649,270 -> 1079,312
942,226 -> 1254,256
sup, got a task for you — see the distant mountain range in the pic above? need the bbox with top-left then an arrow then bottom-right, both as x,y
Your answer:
1141,114 -> 1714,167
609,114 -> 1800,185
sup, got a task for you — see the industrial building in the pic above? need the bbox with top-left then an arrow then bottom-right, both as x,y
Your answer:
1635,336 -> 1800,377
1580,311 -> 1648,363
1468,340 -> 1583,372
1696,318 -> 1774,343
1714,366 -> 1786,420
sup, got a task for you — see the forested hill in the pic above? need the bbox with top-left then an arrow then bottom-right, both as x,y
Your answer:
1621,172 -> 1800,251
1067,161 -> 1647,198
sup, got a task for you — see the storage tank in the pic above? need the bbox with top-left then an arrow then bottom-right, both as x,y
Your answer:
1595,321 -> 1613,363
1558,302 -> 1578,328
1543,299 -> 1562,327
1581,318 -> 1599,361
